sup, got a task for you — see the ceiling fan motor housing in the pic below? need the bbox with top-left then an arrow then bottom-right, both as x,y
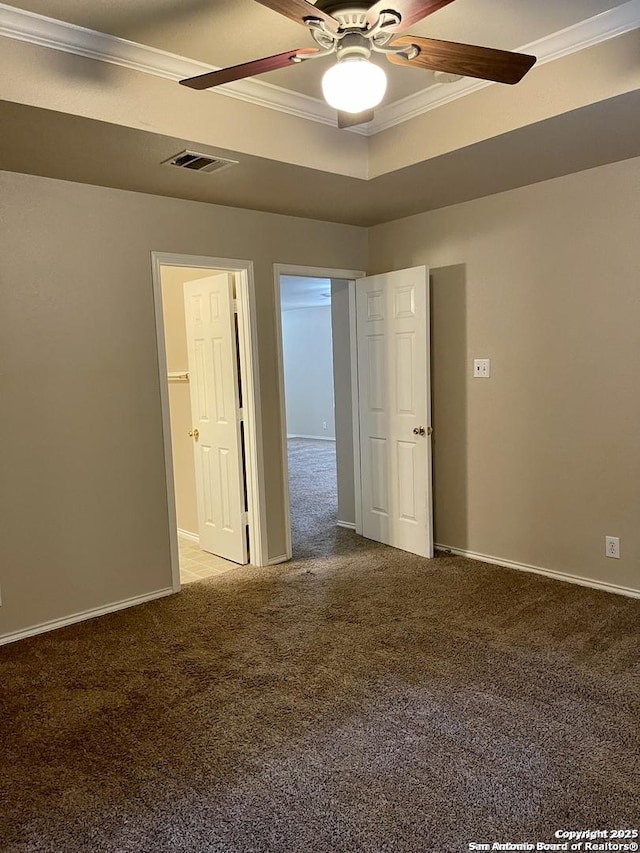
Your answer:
336,32 -> 372,59
312,4 -> 372,31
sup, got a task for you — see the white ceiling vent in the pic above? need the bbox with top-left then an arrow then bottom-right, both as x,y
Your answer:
163,150 -> 238,175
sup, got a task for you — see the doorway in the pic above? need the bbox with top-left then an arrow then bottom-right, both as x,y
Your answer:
280,275 -> 338,558
275,264 -> 364,559
151,253 -> 267,593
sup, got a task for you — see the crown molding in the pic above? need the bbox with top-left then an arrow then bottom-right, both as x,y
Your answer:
370,0 -> 640,132
0,2 -> 367,133
0,0 -> 638,137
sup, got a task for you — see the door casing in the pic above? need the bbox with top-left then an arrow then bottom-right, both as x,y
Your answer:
151,253 -> 267,592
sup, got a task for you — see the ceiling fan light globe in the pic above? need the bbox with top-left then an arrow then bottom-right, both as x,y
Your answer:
321,59 -> 387,113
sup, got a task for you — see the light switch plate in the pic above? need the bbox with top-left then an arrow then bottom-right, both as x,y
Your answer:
474,358 -> 491,378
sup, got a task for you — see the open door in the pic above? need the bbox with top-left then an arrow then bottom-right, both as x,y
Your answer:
356,266 -> 433,558
184,273 -> 248,565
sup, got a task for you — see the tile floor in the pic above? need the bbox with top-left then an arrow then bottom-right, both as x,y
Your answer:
178,535 -> 237,585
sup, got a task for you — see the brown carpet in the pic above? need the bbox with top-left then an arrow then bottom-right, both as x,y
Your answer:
1,440 -> 639,852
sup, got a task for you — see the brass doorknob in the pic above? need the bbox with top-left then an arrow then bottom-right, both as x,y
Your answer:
189,428 -> 200,441
413,426 -> 426,436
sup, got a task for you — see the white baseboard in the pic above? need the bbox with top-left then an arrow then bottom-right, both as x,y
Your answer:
177,528 -> 199,544
0,587 -> 175,647
267,554 -> 290,566
287,434 -> 336,442
435,544 -> 640,599
337,520 -> 356,530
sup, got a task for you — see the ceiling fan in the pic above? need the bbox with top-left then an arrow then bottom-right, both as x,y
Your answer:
179,0 -> 537,129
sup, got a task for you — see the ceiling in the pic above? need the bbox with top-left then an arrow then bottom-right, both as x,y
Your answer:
280,276 -> 332,310
0,0 -> 638,225
1,0 -> 632,103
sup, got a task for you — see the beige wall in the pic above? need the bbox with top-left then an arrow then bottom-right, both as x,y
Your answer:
160,266 -> 218,537
0,171 -> 367,641
1,156 -> 638,643
369,157 -> 640,592
0,37 -> 368,180
369,32 -> 640,177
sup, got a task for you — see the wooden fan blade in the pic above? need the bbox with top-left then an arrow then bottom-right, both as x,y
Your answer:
388,36 -> 536,84
180,48 -> 317,89
366,0 -> 457,32
254,0 -> 339,30
338,109 -> 375,129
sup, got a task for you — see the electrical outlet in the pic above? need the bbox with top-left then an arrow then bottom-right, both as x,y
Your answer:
473,358 -> 491,378
322,421 -> 327,430
605,536 -> 620,559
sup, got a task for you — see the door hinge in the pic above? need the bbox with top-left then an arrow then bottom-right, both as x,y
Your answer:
237,408 -> 244,422
242,511 -> 249,526
233,298 -> 239,313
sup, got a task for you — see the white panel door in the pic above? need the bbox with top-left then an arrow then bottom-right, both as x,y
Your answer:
356,266 -> 433,558
184,273 -> 248,565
